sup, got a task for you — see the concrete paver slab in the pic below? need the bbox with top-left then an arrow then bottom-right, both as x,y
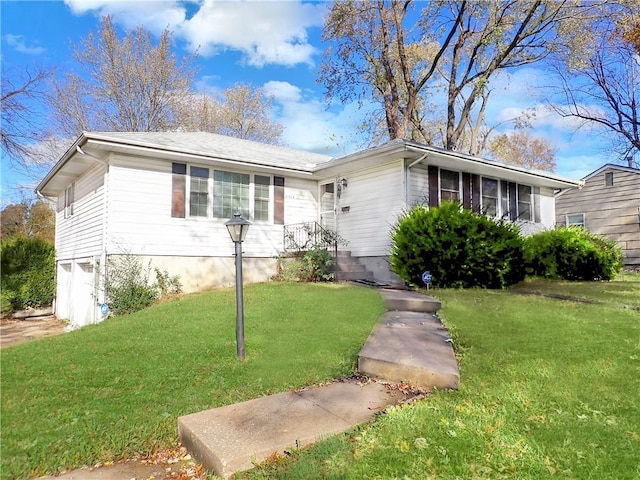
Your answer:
35,460 -> 170,480
358,311 -> 459,390
178,381 -> 405,479
0,317 -> 66,348
378,288 -> 441,313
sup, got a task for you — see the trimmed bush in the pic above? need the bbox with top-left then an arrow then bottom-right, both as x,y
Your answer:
523,227 -> 623,281
0,236 -> 55,314
390,202 -> 525,288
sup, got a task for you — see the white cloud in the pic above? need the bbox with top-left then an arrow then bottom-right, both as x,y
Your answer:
3,34 -> 46,55
264,80 -> 365,155
64,0 -> 186,32
179,0 -> 324,66
64,0 -> 325,67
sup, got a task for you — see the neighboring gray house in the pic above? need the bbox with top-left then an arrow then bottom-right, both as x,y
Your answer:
555,163 -> 640,267
37,132 -> 581,327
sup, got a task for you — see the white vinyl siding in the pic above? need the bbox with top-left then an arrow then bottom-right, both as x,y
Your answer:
334,159 -> 405,257
55,164 -> 105,260
407,165 -> 429,206
106,154 -> 309,258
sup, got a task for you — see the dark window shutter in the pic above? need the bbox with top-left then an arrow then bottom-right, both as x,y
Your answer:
172,163 -> 186,218
428,165 -> 439,207
274,176 -> 285,225
462,172 -> 472,210
471,174 -> 481,213
509,182 -> 517,221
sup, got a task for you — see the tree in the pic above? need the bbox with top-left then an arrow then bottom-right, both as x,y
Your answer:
0,200 -> 55,244
179,83 -> 283,144
320,1 -> 585,154
549,9 -> 640,162
487,130 -> 557,172
1,66 -> 53,163
50,16 -> 197,136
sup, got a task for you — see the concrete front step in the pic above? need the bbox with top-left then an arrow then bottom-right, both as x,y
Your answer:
358,311 -> 459,390
178,381 -> 405,479
334,271 -> 375,282
378,288 -> 441,313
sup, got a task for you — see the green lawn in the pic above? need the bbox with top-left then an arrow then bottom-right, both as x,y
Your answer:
240,277 -> 640,479
511,272 -> 640,308
0,283 -> 385,480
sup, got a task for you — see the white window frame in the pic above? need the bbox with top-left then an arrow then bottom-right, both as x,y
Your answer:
566,213 -> 585,228
64,183 -> 75,218
517,184 -> 533,221
481,177 -> 499,217
185,165 -> 272,222
439,169 -> 461,203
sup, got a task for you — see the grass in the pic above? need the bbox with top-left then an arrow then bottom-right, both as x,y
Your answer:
0,282 -> 385,480
239,275 -> 640,479
510,271 -> 640,308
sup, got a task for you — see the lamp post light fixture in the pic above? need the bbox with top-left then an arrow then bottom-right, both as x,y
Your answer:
225,211 -> 251,360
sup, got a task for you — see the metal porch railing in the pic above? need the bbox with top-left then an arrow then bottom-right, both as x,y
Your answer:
283,221 -> 338,257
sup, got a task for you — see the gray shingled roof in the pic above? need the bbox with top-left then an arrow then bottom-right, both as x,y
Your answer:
88,131 -> 334,171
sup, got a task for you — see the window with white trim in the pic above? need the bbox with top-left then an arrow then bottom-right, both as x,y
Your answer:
253,175 -> 271,222
517,184 -> 533,221
566,213 -> 585,228
440,169 -> 460,202
481,177 -> 499,217
189,166 -> 209,217
213,170 -> 250,219
64,183 -> 75,218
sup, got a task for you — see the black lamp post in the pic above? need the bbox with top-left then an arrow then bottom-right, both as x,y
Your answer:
225,211 -> 251,360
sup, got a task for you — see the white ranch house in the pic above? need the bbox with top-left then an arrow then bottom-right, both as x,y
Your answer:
37,132 -> 581,327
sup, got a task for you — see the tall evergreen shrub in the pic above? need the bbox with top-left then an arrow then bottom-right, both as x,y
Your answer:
523,227 -> 622,280
0,237 -> 56,313
390,202 -> 525,288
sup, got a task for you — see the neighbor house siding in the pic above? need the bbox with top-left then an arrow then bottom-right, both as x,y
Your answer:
555,167 -> 640,265
55,164 -> 106,260
335,159 -> 405,257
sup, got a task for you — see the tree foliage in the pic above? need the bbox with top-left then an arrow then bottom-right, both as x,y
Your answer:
0,200 -> 55,244
50,16 -> 198,136
549,6 -> 640,161
1,66 -> 53,163
179,83 -> 283,144
320,0 -> 583,154
488,130 -> 557,171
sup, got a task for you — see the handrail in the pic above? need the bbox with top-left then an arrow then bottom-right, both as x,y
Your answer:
283,221 -> 338,257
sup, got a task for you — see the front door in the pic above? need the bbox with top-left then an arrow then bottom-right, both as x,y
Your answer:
320,181 -> 336,231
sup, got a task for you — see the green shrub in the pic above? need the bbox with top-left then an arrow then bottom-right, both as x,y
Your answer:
524,227 -> 623,281
390,202 -> 526,288
0,236 -> 55,313
301,247 -> 335,282
106,255 -> 182,316
272,248 -> 335,283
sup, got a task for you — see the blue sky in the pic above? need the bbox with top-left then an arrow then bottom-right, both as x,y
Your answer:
1,0 -> 614,206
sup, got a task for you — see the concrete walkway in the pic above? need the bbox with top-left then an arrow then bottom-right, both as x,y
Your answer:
178,287 -> 459,479
0,316 -> 66,348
